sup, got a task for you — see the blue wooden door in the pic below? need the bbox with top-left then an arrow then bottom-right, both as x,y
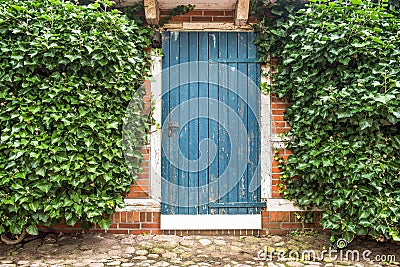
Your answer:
161,32 -> 261,217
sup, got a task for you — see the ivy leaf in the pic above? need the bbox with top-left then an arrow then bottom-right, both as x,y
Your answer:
333,198 -> 346,207
372,37 -> 383,44
37,184 -> 52,193
97,218 -> 111,229
85,137 -> 94,147
390,230 -> 400,242
351,42 -> 369,48
9,151 -> 24,160
393,111 -> 400,118
9,5 -> 25,11
87,121 -> 97,129
36,168 -> 46,177
85,45 -> 94,54
359,120 -> 372,130
65,53 -> 81,62
372,81 -> 381,87
359,210 -> 370,219
106,121 -> 119,129
342,231 -> 355,243
29,202 -> 39,212
26,225 -> 38,235
98,59 -> 108,66
375,94 -> 395,104
271,9 -> 284,16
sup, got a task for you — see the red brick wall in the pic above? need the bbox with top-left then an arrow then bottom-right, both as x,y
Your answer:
269,56 -> 293,198
262,211 -> 323,235
126,146 -> 150,199
103,211 -> 162,234
271,148 -> 293,198
126,81 -> 151,199
271,95 -> 291,135
40,211 -> 162,235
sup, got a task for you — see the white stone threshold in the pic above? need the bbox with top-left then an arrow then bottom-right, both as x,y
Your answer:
117,198 -> 320,213
160,214 -> 261,230
118,198 -> 307,212
117,199 -> 161,212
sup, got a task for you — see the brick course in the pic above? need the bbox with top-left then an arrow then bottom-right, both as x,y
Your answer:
41,210 -> 322,236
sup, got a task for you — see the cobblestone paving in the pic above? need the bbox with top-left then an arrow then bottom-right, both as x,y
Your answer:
0,233 -> 399,267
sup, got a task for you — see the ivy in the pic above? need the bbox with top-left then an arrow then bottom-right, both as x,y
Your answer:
252,0 -> 306,61
255,0 -> 400,243
0,0 -> 152,235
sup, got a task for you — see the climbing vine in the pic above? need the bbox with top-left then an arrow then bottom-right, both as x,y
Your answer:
255,0 -> 400,243
0,0 -> 152,236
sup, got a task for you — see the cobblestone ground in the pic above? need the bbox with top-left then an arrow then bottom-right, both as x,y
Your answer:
0,233 -> 399,267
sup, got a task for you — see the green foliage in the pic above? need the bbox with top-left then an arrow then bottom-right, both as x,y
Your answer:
255,0 -> 400,243
0,0 -> 152,235
118,3 -> 147,26
253,0 -> 306,61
